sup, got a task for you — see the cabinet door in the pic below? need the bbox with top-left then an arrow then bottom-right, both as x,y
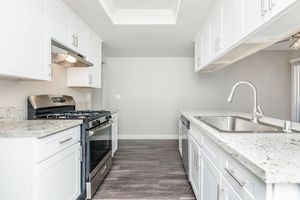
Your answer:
242,0 -> 268,36
70,19 -> 87,55
178,120 -> 183,156
67,31 -> 102,88
47,0 -> 70,46
202,23 -> 211,65
221,177 -> 243,200
112,113 -> 118,157
202,151 -> 222,200
194,34 -> 203,71
189,136 -> 201,200
0,0 -> 49,80
222,0 -> 242,49
35,143 -> 81,200
210,3 -> 223,58
268,0 -> 296,17
87,31 -> 102,88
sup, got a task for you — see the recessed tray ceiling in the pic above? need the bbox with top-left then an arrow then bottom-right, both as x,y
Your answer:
98,0 -> 181,25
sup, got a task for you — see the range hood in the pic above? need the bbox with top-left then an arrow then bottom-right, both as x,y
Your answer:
51,40 -> 93,67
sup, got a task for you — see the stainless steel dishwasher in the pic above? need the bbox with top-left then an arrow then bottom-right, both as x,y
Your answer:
180,115 -> 190,177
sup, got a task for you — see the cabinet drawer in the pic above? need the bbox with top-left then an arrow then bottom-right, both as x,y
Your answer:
190,125 -> 203,142
222,153 -> 266,200
35,126 -> 81,163
201,132 -> 222,169
190,125 -> 221,169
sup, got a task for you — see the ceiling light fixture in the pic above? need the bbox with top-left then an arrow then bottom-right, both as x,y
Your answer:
290,37 -> 300,50
65,55 -> 77,63
276,32 -> 300,50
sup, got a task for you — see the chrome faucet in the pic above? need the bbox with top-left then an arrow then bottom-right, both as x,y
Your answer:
227,81 -> 264,123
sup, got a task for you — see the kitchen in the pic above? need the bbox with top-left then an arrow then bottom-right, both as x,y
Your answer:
0,0 -> 300,200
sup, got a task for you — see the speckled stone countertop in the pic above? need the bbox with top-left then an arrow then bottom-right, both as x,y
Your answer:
179,110 -> 300,184
0,120 -> 82,138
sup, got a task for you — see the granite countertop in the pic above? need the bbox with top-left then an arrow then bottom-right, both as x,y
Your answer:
179,110 -> 300,184
0,120 -> 83,138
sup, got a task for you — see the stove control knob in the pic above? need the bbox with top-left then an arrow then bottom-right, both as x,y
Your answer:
92,120 -> 99,126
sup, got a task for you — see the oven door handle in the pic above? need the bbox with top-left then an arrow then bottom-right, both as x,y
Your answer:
89,121 -> 112,137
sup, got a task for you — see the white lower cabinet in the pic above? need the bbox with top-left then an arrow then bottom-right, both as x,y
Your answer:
0,126 -> 81,200
36,143 -> 81,200
112,113 -> 118,157
202,151 -> 222,200
221,176 -> 243,200
187,124 -> 300,200
178,119 -> 183,156
189,136 -> 202,199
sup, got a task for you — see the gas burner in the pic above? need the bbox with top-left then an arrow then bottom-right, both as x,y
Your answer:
45,110 -> 111,119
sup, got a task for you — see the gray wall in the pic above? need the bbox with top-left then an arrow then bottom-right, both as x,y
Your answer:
0,64 -> 92,118
106,51 -> 293,139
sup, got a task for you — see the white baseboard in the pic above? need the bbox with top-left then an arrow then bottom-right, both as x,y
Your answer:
118,134 -> 178,140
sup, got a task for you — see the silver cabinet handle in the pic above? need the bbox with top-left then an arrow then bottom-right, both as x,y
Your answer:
59,137 -> 73,144
269,0 -> 275,10
225,168 -> 246,187
261,0 -> 268,16
88,74 -> 92,85
217,184 -> 221,200
75,36 -> 79,47
72,34 -> 76,46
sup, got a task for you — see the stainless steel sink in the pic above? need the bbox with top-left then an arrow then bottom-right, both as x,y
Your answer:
195,116 -> 284,133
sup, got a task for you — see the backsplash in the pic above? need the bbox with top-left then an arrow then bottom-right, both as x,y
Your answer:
0,65 -> 92,119
0,107 -> 23,120
76,101 -> 92,111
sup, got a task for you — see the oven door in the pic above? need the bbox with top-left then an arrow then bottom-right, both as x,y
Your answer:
88,120 -> 112,180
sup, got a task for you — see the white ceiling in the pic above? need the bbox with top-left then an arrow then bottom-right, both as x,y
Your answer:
98,0 -> 181,25
111,0 -> 180,10
63,0 -> 216,57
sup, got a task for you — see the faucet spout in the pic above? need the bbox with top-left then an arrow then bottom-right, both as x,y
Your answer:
227,81 -> 263,123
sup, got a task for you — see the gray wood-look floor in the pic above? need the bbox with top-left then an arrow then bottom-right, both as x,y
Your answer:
93,140 -> 196,200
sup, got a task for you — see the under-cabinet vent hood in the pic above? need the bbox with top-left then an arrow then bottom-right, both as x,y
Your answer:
51,40 -> 93,67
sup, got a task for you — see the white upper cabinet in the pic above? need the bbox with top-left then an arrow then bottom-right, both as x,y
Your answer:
69,19 -> 87,56
268,0 -> 296,17
194,34 -> 203,71
47,0 -> 71,47
210,3 -> 223,58
0,0 -> 51,81
242,0 -> 268,36
48,0 -> 102,88
195,0 -> 300,72
48,0 -> 87,56
222,0 -> 242,49
67,30 -> 102,88
87,31 -> 102,88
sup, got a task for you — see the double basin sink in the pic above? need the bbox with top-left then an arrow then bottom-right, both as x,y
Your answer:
195,116 -> 288,133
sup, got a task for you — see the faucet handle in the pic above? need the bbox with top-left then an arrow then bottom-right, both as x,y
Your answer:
256,105 -> 264,118
283,121 -> 292,133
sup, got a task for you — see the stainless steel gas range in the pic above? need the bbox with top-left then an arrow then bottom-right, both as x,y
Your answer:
27,95 -> 112,200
